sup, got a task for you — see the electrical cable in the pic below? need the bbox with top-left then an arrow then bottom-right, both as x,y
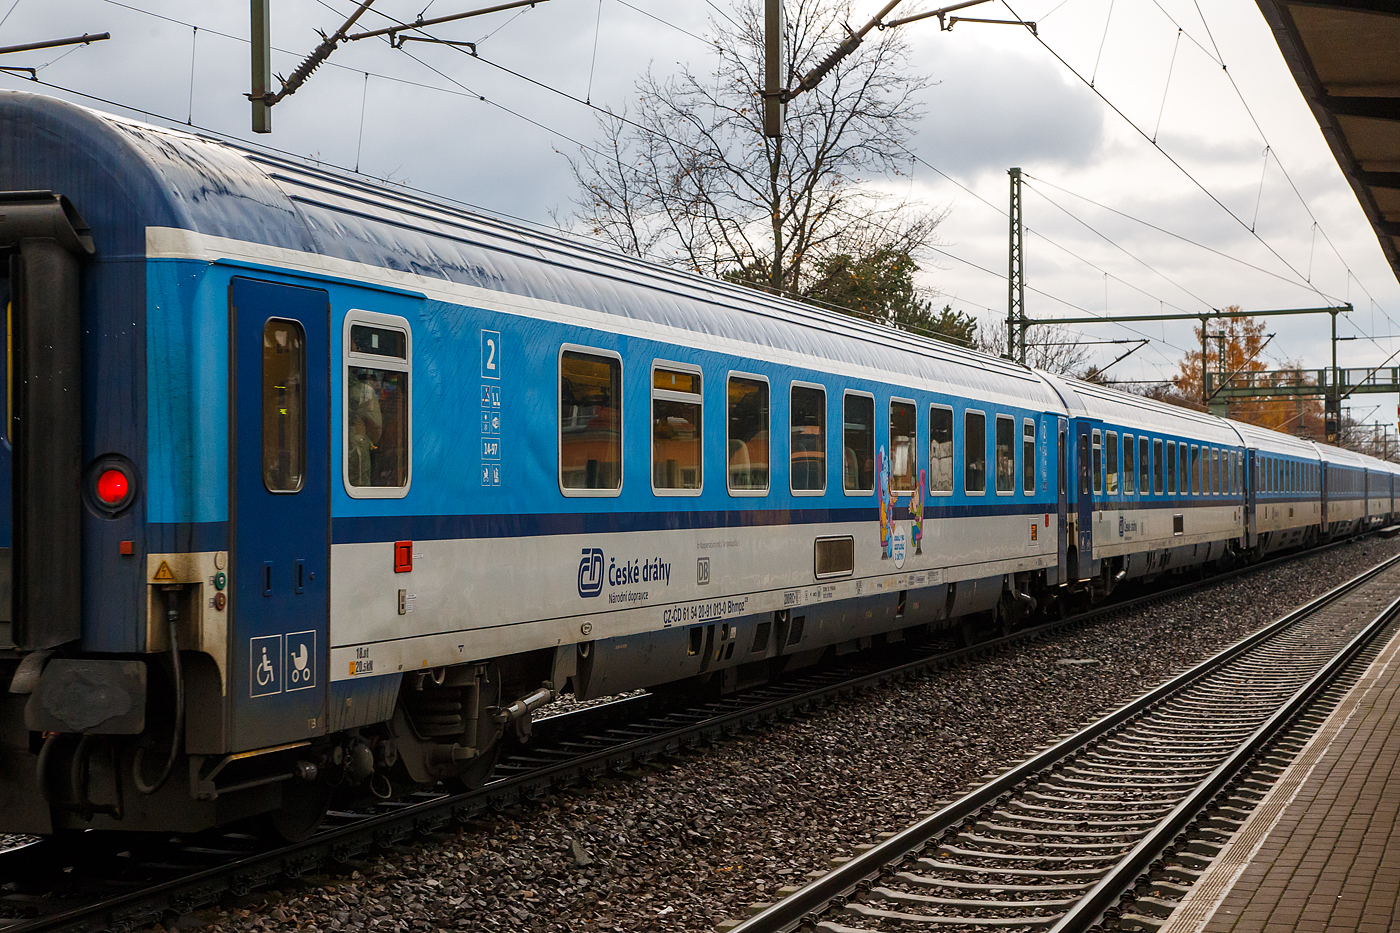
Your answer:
998,0 -> 1337,306
1023,179 -> 1214,311
0,0 -> 23,33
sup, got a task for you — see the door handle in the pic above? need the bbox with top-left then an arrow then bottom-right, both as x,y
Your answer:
296,559 -> 306,595
263,561 -> 273,597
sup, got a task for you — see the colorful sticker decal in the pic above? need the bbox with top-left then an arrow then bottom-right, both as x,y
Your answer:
878,445 -> 891,559
910,468 -> 925,555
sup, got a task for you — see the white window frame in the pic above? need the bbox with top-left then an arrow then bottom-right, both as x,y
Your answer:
342,310 -> 412,499
1023,418 -> 1037,496
558,343 -> 624,498
964,407 -> 987,497
888,396 -> 918,498
651,359 -> 704,498
726,371 -> 770,497
1092,429 -> 1103,495
928,403 -> 954,497
789,381 -> 827,497
1121,432 -> 1134,496
842,389 -> 876,497
995,414 -> 1017,497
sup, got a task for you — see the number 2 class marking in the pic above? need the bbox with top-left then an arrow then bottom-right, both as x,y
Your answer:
481,330 -> 501,380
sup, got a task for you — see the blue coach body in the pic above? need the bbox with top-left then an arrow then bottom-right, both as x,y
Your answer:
0,91 -> 1387,834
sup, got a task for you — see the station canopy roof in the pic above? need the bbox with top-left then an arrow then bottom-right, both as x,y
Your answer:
1254,0 -> 1400,284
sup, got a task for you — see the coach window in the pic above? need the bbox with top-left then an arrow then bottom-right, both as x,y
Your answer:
843,391 -> 875,494
930,405 -> 954,495
560,348 -> 622,494
1105,431 -> 1119,495
1212,449 -> 1220,494
1023,420 -> 1036,495
1189,445 -> 1199,495
1139,436 -> 1150,494
1160,439 -> 1170,494
263,319 -> 306,493
652,364 -> 702,494
1091,430 -> 1102,495
345,315 -> 411,497
1176,442 -> 1186,494
996,416 -> 1016,495
728,374 -> 770,494
790,383 -> 826,495
965,410 -> 987,495
1123,434 -> 1135,495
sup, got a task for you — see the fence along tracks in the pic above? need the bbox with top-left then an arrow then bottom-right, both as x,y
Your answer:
0,542 -> 1388,933
730,553 -> 1400,933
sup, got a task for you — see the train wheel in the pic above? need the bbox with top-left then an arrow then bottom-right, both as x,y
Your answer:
271,778 -> 332,842
442,740 -> 501,793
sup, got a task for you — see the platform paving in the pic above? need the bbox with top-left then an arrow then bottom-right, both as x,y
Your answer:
1158,619 -> 1400,933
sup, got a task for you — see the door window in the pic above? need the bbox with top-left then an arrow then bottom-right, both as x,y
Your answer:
262,319 -> 306,493
1023,420 -> 1036,495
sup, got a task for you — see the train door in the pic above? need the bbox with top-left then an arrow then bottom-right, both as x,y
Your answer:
1073,421 -> 1094,580
1320,463 -> 1329,531
1244,450 -> 1256,548
1056,418 -> 1068,583
229,278 -> 329,750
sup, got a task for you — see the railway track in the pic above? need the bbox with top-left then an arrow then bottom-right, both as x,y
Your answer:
0,540 -> 1386,933
728,552 -> 1400,933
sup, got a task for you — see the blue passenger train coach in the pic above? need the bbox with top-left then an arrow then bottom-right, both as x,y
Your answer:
0,91 -> 1395,836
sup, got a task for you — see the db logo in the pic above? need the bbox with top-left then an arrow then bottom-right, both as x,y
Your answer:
578,548 -> 605,598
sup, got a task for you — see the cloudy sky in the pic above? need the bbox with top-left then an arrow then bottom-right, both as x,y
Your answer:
5,0 -> 1398,424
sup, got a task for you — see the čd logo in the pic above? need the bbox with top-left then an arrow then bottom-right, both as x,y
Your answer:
578,548 -> 605,597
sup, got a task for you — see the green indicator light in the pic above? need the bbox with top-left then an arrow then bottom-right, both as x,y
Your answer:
214,571 -> 227,591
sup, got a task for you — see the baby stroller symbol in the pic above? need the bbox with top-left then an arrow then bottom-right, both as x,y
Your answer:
285,631 -> 317,691
290,643 -> 309,684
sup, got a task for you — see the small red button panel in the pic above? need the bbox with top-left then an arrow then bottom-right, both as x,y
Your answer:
394,541 -> 413,573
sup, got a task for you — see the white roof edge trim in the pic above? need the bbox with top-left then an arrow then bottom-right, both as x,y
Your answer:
144,227 -> 1057,411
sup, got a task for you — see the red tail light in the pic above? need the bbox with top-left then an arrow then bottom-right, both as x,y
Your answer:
96,469 -> 129,506
87,458 -> 136,515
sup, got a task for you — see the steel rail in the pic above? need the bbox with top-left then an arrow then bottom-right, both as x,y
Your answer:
728,551 -> 1400,933
1050,580 -> 1400,930
0,539 -> 1386,933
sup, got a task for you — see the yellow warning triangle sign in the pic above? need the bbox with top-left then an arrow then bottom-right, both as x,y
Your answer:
152,561 -> 176,582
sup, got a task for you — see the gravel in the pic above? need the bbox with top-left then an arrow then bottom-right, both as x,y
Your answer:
151,538 -> 1400,933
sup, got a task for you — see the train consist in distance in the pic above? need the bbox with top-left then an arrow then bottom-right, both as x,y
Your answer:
0,91 -> 1394,836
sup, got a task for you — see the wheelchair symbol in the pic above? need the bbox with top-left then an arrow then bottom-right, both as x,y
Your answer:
257,647 -> 275,686
249,635 -> 282,697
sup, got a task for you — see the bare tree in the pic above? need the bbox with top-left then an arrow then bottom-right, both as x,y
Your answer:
977,321 -> 1095,377
563,0 -> 940,295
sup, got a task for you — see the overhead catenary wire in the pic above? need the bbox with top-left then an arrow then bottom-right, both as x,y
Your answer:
1091,0 -> 1400,348
1023,178 -> 1215,312
998,0 -> 1340,308
80,0 -> 1397,381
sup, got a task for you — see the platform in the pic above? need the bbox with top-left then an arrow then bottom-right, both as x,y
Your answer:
1159,621 -> 1400,933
